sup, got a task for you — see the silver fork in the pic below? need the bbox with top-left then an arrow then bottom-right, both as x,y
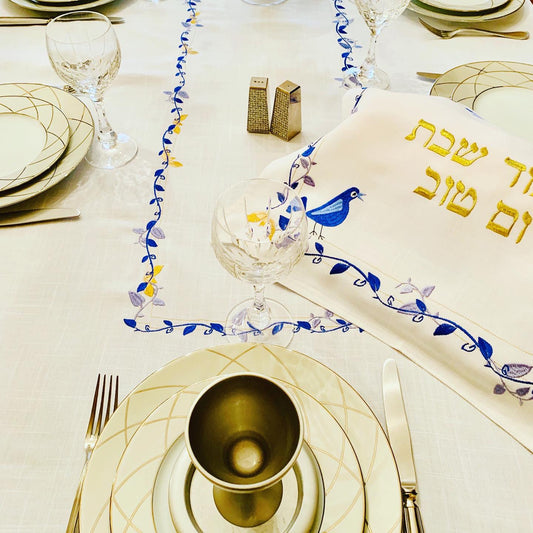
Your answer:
66,374 -> 119,533
419,17 -> 529,39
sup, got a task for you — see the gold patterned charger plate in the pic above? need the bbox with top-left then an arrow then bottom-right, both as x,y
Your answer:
0,95 -> 69,192
431,61 -> 533,143
80,343 -> 402,533
409,0 -> 524,22
0,84 -> 94,209
110,377 -> 365,532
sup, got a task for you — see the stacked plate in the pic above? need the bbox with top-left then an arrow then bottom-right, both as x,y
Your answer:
0,83 -> 94,209
79,343 -> 403,533
9,0 -> 116,13
409,0 -> 525,22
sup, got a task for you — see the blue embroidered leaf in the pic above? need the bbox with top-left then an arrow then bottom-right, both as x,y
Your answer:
123,318 -> 137,329
152,227 -> 166,239
153,298 -> 165,306
272,323 -> 283,335
291,182 -> 298,189
146,220 -> 157,230
128,291 -> 145,307
477,337 -> 493,360
501,364 -> 533,378
278,215 -> 289,230
297,320 -> 312,330
141,255 -> 149,263
277,192 -> 286,203
163,137 -> 172,145
416,299 -> 427,312
330,262 -> 349,275
146,239 -> 158,247
315,242 -> 324,254
183,325 -> 196,335
433,323 -> 456,336
154,169 -> 164,177
516,387 -> 530,397
210,323 -> 225,333
336,319 -> 348,326
301,145 -> 315,157
493,384 -> 505,395
163,320 -> 173,327
137,282 -> 148,292
367,272 -> 381,292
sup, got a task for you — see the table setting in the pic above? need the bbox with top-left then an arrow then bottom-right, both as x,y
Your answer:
1,0 -> 532,532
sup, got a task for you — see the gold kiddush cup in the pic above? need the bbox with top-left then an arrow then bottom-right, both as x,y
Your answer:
184,373 -> 303,527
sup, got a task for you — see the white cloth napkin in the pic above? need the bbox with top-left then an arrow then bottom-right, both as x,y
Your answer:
261,88 -> 533,451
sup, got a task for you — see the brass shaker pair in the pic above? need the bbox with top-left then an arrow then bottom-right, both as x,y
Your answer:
247,77 -> 301,141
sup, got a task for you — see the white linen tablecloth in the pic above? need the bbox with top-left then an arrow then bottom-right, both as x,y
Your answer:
0,0 -> 532,532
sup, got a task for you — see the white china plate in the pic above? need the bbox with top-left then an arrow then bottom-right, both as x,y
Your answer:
110,377 -> 365,533
408,0 -> 523,21
430,61 -> 533,143
80,344 -> 402,533
0,95 -> 69,192
9,0 -> 115,12
0,84 -> 94,209
416,0 -> 507,14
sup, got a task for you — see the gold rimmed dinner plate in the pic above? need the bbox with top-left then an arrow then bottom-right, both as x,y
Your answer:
110,377 -> 365,533
416,0 -> 508,14
0,95 -> 69,192
0,84 -> 94,209
9,0 -> 116,12
80,343 -> 402,533
431,61 -> 533,143
408,0 -> 524,22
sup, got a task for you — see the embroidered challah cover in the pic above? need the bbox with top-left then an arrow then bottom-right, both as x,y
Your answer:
261,88 -> 533,451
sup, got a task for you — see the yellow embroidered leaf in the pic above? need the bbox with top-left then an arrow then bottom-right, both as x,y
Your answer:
170,159 -> 183,167
144,283 -> 154,297
188,50 -> 199,55
153,265 -> 163,275
180,114 -> 188,122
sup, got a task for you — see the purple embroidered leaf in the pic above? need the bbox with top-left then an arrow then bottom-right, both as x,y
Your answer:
303,175 -> 315,186
153,298 -> 165,306
516,387 -> 530,397
330,262 -> 350,275
152,227 -> 166,239
421,285 -> 435,297
367,272 -> 381,292
433,323 -> 456,336
183,325 -> 196,335
416,299 -> 427,312
123,318 -> 137,329
300,157 -> 310,170
315,242 -> 324,254
129,291 -> 145,307
133,228 -> 145,234
478,337 -> 493,360
502,364 -> 533,378
310,317 -> 321,328
297,320 -> 312,330
493,384 -> 505,395
272,323 -> 283,335
396,283 -> 414,294
325,309 -> 334,318
398,302 -> 420,314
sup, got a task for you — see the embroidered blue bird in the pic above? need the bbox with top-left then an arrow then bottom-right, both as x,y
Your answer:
303,187 -> 364,239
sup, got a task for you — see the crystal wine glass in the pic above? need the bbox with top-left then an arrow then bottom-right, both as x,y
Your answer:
46,11 -> 137,169
212,179 -> 308,346
350,0 -> 410,89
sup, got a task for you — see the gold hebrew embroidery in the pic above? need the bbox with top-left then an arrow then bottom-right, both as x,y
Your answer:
413,166 -> 440,200
446,181 -> 477,217
516,211 -> 532,244
405,119 -> 435,146
439,176 -> 455,206
486,200 -> 519,237
504,157 -> 527,188
428,129 -> 455,157
523,168 -> 533,195
451,139 -> 488,166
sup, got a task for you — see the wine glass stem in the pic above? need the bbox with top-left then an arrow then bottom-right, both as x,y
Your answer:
92,96 -> 118,150
249,284 -> 271,329
362,27 -> 381,78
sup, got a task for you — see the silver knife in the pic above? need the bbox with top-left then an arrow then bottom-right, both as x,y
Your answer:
0,16 -> 124,26
0,207 -> 80,226
383,359 -> 425,533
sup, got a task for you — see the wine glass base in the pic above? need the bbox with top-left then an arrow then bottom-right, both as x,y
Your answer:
85,133 -> 138,169
241,0 -> 287,5
225,298 -> 295,347
357,66 -> 390,90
